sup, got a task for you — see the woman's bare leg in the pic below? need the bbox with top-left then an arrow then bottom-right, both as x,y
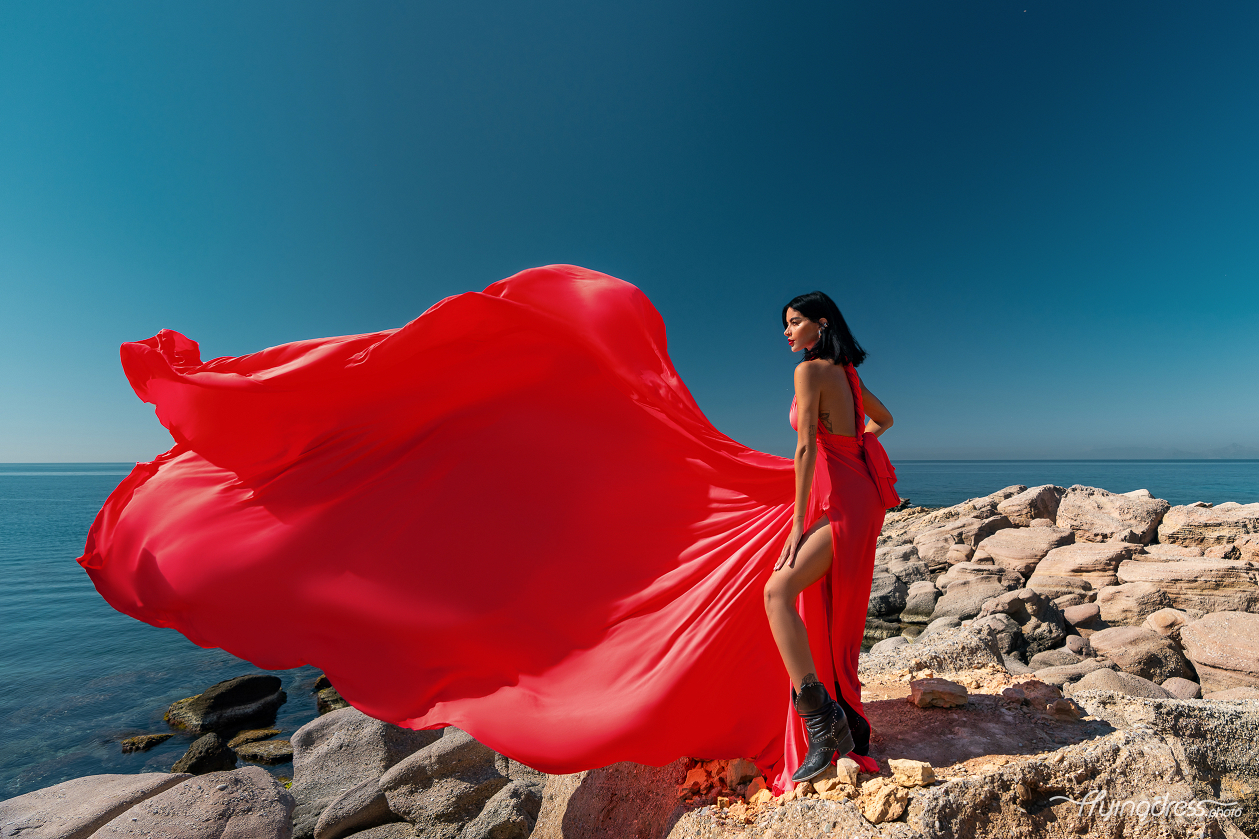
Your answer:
763,517 -> 833,691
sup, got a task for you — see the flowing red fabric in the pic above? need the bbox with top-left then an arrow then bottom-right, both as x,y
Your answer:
78,264 -> 886,792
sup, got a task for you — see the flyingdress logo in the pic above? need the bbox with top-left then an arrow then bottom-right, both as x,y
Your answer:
1050,790 -> 1241,823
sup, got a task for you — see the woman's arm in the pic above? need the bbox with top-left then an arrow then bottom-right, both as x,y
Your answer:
777,362 -> 821,570
861,381 -> 893,439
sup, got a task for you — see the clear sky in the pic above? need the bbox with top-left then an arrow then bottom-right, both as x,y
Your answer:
2,1 -> 1256,462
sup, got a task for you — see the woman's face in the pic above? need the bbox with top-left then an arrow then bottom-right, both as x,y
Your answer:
783,308 -> 827,353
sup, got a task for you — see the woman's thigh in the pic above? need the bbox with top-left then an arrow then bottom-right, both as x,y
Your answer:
767,517 -> 833,602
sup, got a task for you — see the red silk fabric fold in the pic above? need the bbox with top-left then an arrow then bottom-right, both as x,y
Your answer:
79,264 -> 881,792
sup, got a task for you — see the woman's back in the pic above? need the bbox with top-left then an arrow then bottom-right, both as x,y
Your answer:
801,358 -> 856,437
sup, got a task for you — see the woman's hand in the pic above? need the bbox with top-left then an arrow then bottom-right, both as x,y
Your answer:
776,521 -> 806,570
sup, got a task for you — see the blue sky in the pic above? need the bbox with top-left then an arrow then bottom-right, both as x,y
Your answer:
1,1 -> 1256,461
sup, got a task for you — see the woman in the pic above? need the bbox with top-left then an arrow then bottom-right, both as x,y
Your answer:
765,291 -> 893,782
78,265 -> 894,791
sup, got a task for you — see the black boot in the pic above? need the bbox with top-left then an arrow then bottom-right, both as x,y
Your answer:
791,680 -> 855,783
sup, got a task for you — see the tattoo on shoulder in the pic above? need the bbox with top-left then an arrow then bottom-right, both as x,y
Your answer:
818,412 -> 833,433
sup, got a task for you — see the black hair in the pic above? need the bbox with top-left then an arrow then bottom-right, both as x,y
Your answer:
781,291 -> 867,367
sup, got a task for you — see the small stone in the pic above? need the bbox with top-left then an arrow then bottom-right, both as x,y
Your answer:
226,728 -> 281,749
888,758 -> 936,787
121,733 -> 173,753
795,781 -> 815,797
716,796 -> 730,808
1001,687 -> 1026,704
859,777 -> 909,824
316,686 -> 350,714
748,788 -> 774,806
724,757 -> 758,786
745,777 -> 768,798
834,757 -> 860,786
233,739 -> 293,765
216,783 -> 228,791
909,677 -> 968,708
172,733 -> 236,774
1046,698 -> 1084,720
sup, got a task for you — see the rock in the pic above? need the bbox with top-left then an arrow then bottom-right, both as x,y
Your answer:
1027,648 -> 1080,669
1143,542 -> 1205,558
312,778 -> 397,839
120,733 -> 173,753
888,758 -> 936,787
1141,607 -> 1191,644
912,516 -> 1013,565
532,759 -> 687,839
1045,697 -> 1084,719
1025,542 -> 1142,597
1237,534 -> 1259,562
929,576 -> 1022,622
899,580 -> 940,625
1087,626 -> 1192,683
1052,591 -> 1089,608
860,625 -> 1004,676
859,777 -> 909,824
1204,686 -> 1259,701
669,798 -> 878,839
1095,581 -> 1173,625
869,635 -> 909,655
93,766 -> 294,839
460,780 -> 543,839
1161,676 -> 1202,700
290,706 -> 441,839
936,562 -> 1023,593
379,728 -> 508,829
875,544 -> 919,565
317,687 -> 351,714
866,568 -> 908,618
916,616 -> 961,641
164,674 -> 287,734
1061,602 -> 1100,628
969,613 -> 1022,654
976,587 -> 1066,656
723,758 -> 758,787
863,617 -> 902,646
878,487 -> 1024,549
338,825 -> 413,839
974,526 -> 1074,577
0,773 -> 190,839
235,739 -> 293,765
227,728 -> 281,749
313,673 -> 333,691
1001,653 -> 1034,675
172,733 -> 237,774
945,544 -> 975,565
1055,485 -> 1170,544
1180,611 -> 1259,692
1115,558 -> 1259,613
1062,667 -> 1173,699
1033,658 -> 1114,686
909,678 -> 968,707
1158,502 -> 1259,547
996,484 -> 1066,526
1064,635 -> 1090,656
885,556 -> 931,586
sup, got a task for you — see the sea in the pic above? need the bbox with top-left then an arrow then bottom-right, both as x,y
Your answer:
2,460 -> 1257,799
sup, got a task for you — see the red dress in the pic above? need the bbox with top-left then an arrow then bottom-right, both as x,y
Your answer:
78,264 -> 886,793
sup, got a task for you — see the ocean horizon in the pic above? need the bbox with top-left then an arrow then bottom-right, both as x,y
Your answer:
2,459 -> 1257,798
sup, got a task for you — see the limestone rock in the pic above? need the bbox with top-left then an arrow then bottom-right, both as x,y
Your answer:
996,484 -> 1066,526
532,759 -> 688,839
1204,686 -> 1259,701
1055,485 -> 1170,544
120,733 -> 173,753
235,739 -> 293,765
910,677 -> 968,707
1087,626 -> 1193,683
1116,558 -> 1259,614
0,773 -> 190,839
936,562 -> 1023,593
1061,602 -> 1100,628
912,515 -> 1013,565
164,675 -> 287,734
945,544 -> 975,565
975,587 -> 1066,656
1062,667 -> 1173,700
869,635 -> 910,655
1142,606 -> 1191,644
93,766 -> 294,839
317,687 -> 351,714
1033,658 -> 1114,686
888,758 -> 936,787
1161,676 -> 1202,699
1180,611 -> 1259,692
312,778 -> 396,839
863,617 -> 903,647
379,727 -> 507,828
1064,634 -> 1090,656
875,543 -> 919,565
290,706 -> 441,839
1237,533 -> 1259,562
860,625 -> 1003,676
974,525 -> 1074,577
227,728 -> 281,749
885,556 -> 931,586
460,780 -> 543,839
1143,542 -> 1205,559
929,575 -> 1022,622
1045,697 -> 1084,720
1095,581 -> 1173,626
916,615 -> 961,641
899,580 -> 940,625
878,486 -> 1023,550
1026,542 -> 1141,597
172,733 -> 237,774
1027,648 -> 1080,669
866,567 -> 908,618
969,613 -> 1022,655
859,777 -> 908,824
1158,501 -> 1259,547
